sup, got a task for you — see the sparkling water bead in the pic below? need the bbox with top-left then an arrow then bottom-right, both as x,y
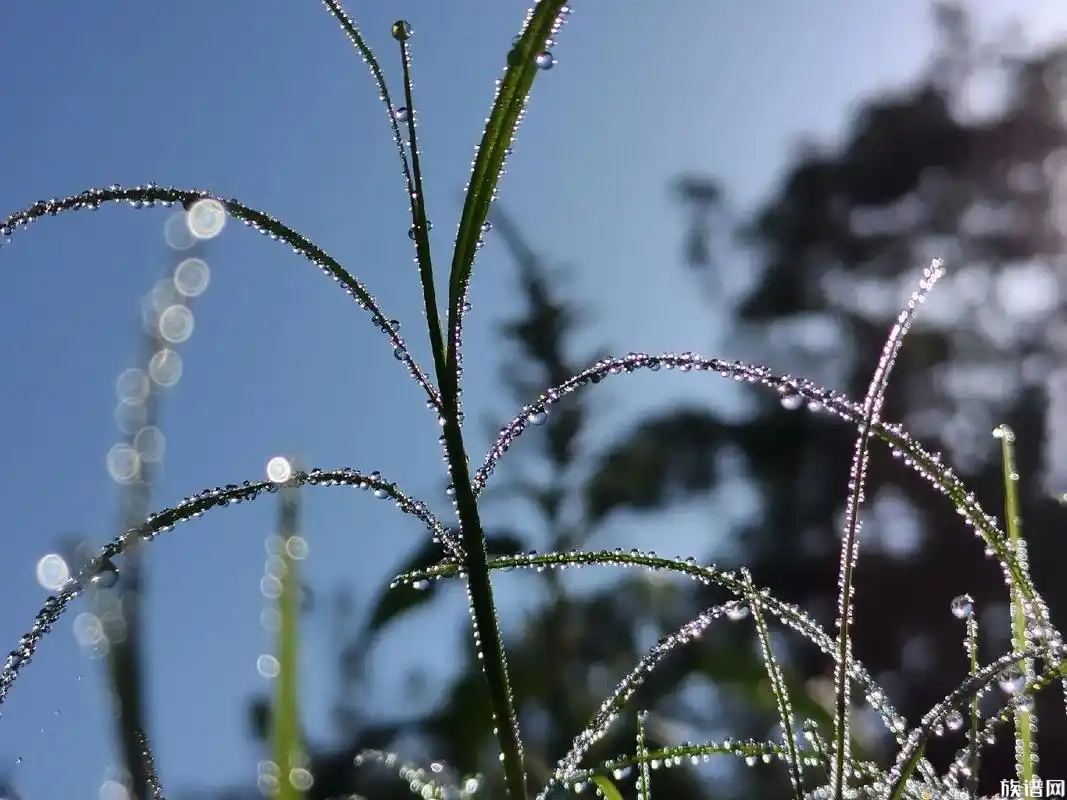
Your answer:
535,51 -> 555,70
90,558 -> 120,588
391,20 -> 411,41
393,106 -> 410,123
408,221 -> 433,240
527,409 -> 548,426
997,666 -> 1025,693
950,593 -> 974,619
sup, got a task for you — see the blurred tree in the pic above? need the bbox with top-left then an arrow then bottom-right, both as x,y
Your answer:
590,2 -> 1067,794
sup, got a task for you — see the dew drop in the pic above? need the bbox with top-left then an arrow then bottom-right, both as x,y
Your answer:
725,601 -> 749,621
945,709 -> 964,731
408,221 -> 434,240
997,666 -> 1025,694
780,392 -> 805,410
527,409 -> 548,426
534,51 -> 556,70
412,580 -> 430,591
393,107 -> 410,123
950,594 -> 974,619
91,558 -> 120,589
391,20 -> 412,41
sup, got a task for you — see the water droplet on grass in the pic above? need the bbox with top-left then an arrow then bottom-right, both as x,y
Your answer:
391,20 -> 412,41
780,392 -> 804,410
998,666 -> 1025,693
408,221 -> 433,240
527,409 -> 548,426
950,594 -> 974,619
91,558 -> 119,589
393,107 -> 410,123
535,51 -> 556,70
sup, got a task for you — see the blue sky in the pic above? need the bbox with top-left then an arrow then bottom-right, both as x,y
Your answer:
1,1 -> 1064,798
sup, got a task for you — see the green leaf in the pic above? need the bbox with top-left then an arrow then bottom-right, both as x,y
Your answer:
592,775 -> 625,800
886,741 -> 926,800
446,0 -> 571,367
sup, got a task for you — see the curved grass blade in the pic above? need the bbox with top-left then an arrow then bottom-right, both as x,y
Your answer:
830,258 -> 945,797
318,1 -> 417,204
0,467 -> 454,706
0,187 -> 441,409
446,1 -> 572,373
559,739 -> 787,792
398,548 -> 937,784
884,646 -> 1059,800
470,351 -> 1054,651
538,601 -> 732,798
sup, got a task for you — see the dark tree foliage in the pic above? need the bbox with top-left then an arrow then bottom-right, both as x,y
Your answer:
620,4 -> 1067,794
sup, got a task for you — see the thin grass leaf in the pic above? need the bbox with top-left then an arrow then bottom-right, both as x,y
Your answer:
0,467 -> 450,705
996,423 -> 1037,788
446,1 -> 572,372
396,30 -> 448,384
401,548 -> 937,784
884,646 -> 1060,799
272,480 -> 304,800
830,259 -> 944,798
0,187 -> 441,408
591,775 -> 624,800
885,741 -> 926,800
636,711 -> 651,800
740,568 -> 803,800
318,1 -> 417,204
473,349 -> 1059,658
539,601 -> 733,798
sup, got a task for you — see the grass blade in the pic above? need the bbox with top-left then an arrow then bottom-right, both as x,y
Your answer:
446,1 -> 571,373
996,424 -> 1037,788
272,478 -> 305,800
